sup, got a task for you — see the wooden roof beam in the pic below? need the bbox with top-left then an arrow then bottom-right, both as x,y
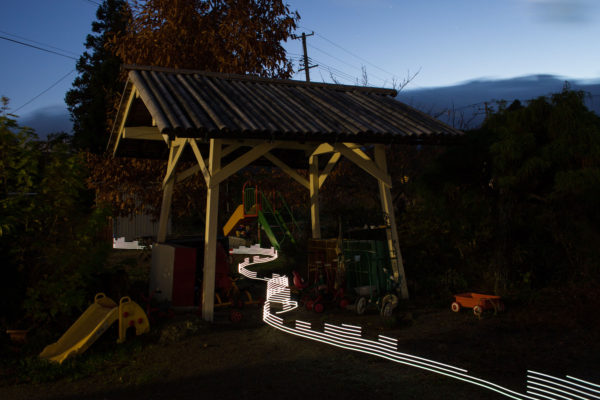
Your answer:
263,152 -> 309,189
111,86 -> 137,156
162,138 -> 187,188
122,126 -> 164,141
176,141 -> 241,184
334,143 -> 391,187
210,142 -> 281,187
319,152 -> 341,189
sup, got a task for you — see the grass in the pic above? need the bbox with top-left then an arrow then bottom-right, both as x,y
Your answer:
1,333 -> 147,385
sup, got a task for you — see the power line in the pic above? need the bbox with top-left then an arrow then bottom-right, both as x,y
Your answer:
14,69 -> 76,113
299,24 -> 404,80
308,43 -> 389,85
290,55 -> 359,84
289,52 -> 361,84
0,35 -> 77,60
318,66 -> 356,85
308,44 -> 361,73
82,0 -> 101,5
0,29 -> 79,57
313,60 -> 358,83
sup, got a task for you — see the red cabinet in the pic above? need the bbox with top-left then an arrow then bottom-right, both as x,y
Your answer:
150,244 -> 197,307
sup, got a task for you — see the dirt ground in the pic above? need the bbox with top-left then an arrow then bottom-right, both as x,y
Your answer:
1,286 -> 599,400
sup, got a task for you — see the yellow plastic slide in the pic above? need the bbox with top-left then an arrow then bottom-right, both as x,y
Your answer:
223,204 -> 245,236
39,293 -> 149,364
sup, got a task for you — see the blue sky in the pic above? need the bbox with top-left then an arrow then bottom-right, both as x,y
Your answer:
1,0 -> 599,128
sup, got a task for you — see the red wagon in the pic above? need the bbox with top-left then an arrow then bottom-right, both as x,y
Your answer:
451,292 -> 504,317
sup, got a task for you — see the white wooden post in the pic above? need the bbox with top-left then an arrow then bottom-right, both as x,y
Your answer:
157,179 -> 174,243
375,144 -> 409,299
309,154 -> 321,239
157,142 -> 182,243
202,139 -> 222,322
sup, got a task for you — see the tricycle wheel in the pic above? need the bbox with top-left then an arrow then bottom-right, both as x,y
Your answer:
305,300 -> 314,311
451,302 -> 461,313
380,294 -> 397,317
473,305 -> 483,317
380,301 -> 393,317
355,297 -> 367,315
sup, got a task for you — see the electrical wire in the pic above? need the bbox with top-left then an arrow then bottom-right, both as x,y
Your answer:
299,24 -> 407,81
0,35 -> 77,60
0,30 -> 79,57
318,66 -> 357,85
291,54 -> 354,81
308,43 -> 389,85
14,69 -> 76,113
290,55 -> 359,85
307,56 -> 363,84
307,44 -> 361,73
316,64 -> 358,83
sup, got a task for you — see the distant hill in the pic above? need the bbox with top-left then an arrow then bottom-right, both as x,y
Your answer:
396,75 -> 600,129
19,105 -> 72,139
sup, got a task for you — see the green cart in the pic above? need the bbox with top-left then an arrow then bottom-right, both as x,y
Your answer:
343,240 -> 399,316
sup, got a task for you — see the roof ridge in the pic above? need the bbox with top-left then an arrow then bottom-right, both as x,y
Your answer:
123,64 -> 398,96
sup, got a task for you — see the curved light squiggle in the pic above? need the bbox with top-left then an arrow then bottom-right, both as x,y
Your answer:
233,245 -> 598,400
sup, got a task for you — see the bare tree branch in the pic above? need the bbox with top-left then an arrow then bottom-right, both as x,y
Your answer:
391,67 -> 421,92
328,69 -> 341,85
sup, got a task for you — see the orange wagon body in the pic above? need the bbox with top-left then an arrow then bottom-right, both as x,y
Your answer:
451,292 -> 504,316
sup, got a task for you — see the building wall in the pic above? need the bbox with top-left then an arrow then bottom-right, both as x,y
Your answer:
113,214 -> 171,241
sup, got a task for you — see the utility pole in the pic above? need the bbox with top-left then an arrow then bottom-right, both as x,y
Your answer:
291,31 -> 317,82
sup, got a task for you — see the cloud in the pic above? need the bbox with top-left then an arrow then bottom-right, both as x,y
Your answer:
19,105 -> 73,138
526,0 -> 593,24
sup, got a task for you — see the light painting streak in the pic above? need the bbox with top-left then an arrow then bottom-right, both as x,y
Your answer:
568,377 -> 600,391
233,245 -> 598,400
527,371 -> 600,400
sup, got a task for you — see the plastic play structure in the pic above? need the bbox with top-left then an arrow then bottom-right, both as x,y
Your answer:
39,293 -> 149,364
223,182 -> 298,250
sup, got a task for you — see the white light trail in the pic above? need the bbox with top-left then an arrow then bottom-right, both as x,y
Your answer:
528,371 -> 600,400
528,389 -> 563,400
567,377 -> 600,391
528,379 -> 586,400
232,245 -> 598,400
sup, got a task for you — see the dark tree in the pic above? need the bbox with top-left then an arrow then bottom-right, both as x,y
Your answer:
399,89 -> 600,299
65,0 -> 131,153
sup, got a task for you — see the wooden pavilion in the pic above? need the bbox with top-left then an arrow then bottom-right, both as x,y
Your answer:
108,65 -> 462,321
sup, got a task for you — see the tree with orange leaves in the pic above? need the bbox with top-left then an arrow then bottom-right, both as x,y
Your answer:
82,0 -> 300,220
111,0 -> 299,77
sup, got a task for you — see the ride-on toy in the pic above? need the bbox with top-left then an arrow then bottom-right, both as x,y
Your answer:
451,292 -> 504,317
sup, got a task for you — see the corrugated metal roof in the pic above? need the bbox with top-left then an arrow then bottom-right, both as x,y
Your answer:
113,65 -> 462,149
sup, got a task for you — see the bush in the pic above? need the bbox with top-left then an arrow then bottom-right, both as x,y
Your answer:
398,89 -> 600,299
1,100 -> 112,331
